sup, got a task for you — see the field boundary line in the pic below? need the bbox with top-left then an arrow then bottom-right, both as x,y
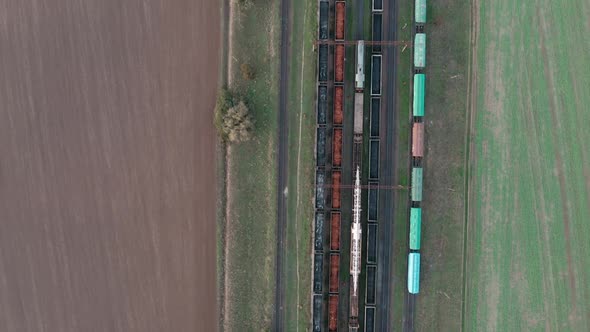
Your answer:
460,0 -> 479,330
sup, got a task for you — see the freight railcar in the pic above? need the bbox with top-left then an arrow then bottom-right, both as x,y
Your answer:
412,122 -> 424,158
408,253 -> 421,294
330,212 -> 341,251
335,2 -> 346,41
409,208 -> 422,250
414,33 -> 426,69
355,41 -> 365,91
413,74 -> 425,117
415,0 -> 427,27
411,167 -> 423,202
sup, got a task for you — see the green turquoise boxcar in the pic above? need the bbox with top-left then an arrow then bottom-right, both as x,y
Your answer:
412,167 -> 423,202
408,253 -> 421,294
413,74 -> 425,116
409,208 -> 422,250
414,33 -> 426,68
415,0 -> 426,24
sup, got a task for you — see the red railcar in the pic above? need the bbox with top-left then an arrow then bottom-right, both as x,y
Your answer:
334,86 -> 343,125
330,212 -> 341,251
335,45 -> 344,83
412,122 -> 424,157
328,294 -> 339,331
331,171 -> 341,209
333,128 -> 342,167
335,2 -> 345,41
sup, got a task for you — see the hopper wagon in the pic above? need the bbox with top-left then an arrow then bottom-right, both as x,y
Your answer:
335,2 -> 345,41
334,86 -> 344,125
318,1 -> 329,40
313,253 -> 323,293
313,295 -> 322,332
328,294 -> 339,331
331,170 -> 341,209
314,212 -> 324,251
332,128 -> 343,167
330,212 -> 341,251
329,253 -> 340,293
370,54 -> 382,96
335,44 -> 345,83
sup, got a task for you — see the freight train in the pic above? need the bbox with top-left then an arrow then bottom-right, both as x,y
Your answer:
408,0 -> 427,295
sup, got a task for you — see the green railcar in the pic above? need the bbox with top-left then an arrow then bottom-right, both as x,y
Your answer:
415,0 -> 426,24
412,167 -> 423,202
414,33 -> 426,68
409,208 -> 422,250
407,253 -> 421,294
413,74 -> 425,117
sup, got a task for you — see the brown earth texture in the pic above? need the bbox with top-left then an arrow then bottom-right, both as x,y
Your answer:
0,0 -> 219,331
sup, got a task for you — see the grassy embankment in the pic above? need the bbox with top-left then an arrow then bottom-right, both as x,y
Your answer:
222,0 -> 280,330
283,0 -> 318,329
465,0 -> 590,330
412,0 -> 471,331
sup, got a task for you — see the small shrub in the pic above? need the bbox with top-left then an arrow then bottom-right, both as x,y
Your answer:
240,63 -> 255,80
214,87 -> 234,134
237,0 -> 253,10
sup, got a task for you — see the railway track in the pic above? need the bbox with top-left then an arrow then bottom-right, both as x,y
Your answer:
274,0 -> 292,328
376,0 -> 399,329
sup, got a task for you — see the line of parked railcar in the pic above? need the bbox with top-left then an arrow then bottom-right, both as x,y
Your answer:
329,1 -> 346,330
312,2 -> 329,331
408,0 -> 426,296
362,2 -> 384,330
313,0 -> 349,330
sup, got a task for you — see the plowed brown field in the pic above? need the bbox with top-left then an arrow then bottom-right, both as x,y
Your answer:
0,1 -> 218,331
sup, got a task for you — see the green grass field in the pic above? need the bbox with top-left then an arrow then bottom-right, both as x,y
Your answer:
283,0 -> 317,329
222,0 -> 280,330
465,0 -> 590,330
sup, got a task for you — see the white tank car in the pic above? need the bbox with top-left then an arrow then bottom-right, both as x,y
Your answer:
355,41 -> 365,91
349,166 -> 362,327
